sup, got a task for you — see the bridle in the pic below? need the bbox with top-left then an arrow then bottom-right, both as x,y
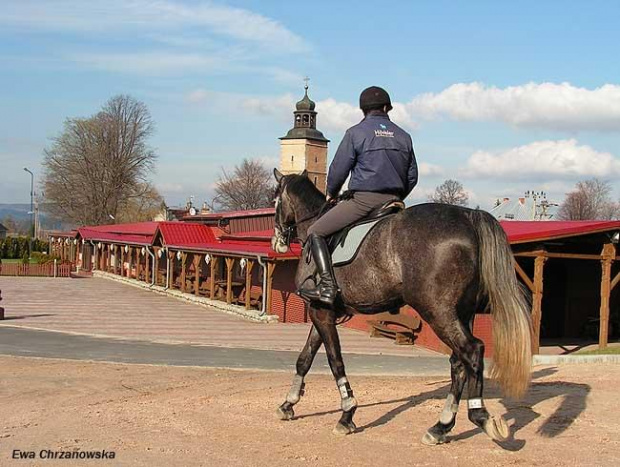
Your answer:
277,209 -> 322,246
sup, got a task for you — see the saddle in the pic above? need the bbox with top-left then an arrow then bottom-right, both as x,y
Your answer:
327,199 -> 405,267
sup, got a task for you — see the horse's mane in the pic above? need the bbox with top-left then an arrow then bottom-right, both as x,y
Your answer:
285,174 -> 326,213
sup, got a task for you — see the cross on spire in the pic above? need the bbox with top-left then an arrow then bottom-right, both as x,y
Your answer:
303,76 -> 310,90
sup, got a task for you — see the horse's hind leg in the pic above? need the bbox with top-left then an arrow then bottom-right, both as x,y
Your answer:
277,325 -> 323,421
423,319 -> 509,444
422,353 -> 467,445
309,307 -> 357,436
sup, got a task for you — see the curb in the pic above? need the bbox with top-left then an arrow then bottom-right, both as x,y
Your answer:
92,271 -> 279,324
534,354 -> 620,365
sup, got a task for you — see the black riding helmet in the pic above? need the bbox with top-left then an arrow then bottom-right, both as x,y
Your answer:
359,86 -> 393,111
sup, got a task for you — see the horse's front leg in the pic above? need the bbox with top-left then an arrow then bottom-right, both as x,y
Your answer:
310,307 -> 357,435
277,324 -> 322,421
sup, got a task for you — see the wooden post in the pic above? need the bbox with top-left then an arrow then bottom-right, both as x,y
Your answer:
225,257 -> 234,304
531,254 -> 547,355
599,243 -> 616,349
210,256 -> 218,299
169,251 -> 176,289
135,248 -> 141,280
193,254 -> 201,296
181,252 -> 187,292
266,262 -> 276,314
153,248 -> 159,285
245,259 -> 255,310
145,248 -> 150,284
126,247 -> 132,278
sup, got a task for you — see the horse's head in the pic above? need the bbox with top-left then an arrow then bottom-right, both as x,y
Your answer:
271,168 -> 308,253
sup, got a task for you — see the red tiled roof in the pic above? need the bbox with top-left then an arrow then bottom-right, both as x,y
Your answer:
183,207 -> 275,221
154,222 -> 217,247
502,220 -> 620,244
79,222 -> 158,245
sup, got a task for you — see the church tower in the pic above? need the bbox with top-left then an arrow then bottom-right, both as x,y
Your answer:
279,82 -> 329,194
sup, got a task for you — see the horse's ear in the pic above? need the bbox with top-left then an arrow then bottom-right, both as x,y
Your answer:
274,168 -> 284,183
300,169 -> 308,178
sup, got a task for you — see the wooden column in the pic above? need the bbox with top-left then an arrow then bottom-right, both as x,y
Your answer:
127,246 -> 133,279
225,257 -> 235,304
145,249 -> 150,284
245,260 -> 255,310
531,254 -> 548,355
210,256 -> 218,299
193,254 -> 201,296
135,248 -> 142,280
168,251 -> 176,289
599,243 -> 616,349
154,248 -> 160,285
181,253 -> 187,292
266,262 -> 276,314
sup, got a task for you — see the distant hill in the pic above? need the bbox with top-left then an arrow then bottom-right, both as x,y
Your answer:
0,203 -> 66,231
0,203 -> 31,221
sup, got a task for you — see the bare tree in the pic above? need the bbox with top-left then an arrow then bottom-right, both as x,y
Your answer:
428,179 -> 469,206
115,183 -> 165,223
42,95 -> 158,225
558,178 -> 619,220
213,159 -> 275,211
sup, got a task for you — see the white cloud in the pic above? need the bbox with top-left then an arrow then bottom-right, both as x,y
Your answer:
464,139 -> 620,180
418,162 -> 444,177
3,0 -> 308,52
186,88 -> 210,104
69,52 -> 222,75
407,82 -> 620,131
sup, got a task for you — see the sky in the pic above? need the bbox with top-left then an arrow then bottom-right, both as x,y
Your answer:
1,0 -> 620,210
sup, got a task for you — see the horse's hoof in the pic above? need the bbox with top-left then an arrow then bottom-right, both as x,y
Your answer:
421,431 -> 446,446
484,415 -> 509,441
276,406 -> 295,421
332,421 -> 356,436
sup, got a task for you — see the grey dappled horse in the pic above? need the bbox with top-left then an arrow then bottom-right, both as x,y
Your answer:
271,170 -> 532,445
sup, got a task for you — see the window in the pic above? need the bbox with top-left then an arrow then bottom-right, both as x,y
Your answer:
314,176 -> 318,185
291,155 -> 294,164
314,156 -> 318,163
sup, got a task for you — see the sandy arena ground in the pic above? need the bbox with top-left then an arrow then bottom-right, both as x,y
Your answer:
1,357 -> 618,466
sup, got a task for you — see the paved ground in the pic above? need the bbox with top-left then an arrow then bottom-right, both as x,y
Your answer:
1,357 -> 619,467
0,277 -> 437,357
0,327 -> 450,376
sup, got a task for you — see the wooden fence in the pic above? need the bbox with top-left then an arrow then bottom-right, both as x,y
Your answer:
0,262 -> 73,277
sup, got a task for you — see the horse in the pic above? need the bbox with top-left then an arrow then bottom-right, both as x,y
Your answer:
271,169 -> 532,445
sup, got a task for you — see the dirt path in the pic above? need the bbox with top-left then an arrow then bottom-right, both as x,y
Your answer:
1,357 -> 618,466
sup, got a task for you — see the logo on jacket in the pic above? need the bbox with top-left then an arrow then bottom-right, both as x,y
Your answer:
374,125 -> 394,137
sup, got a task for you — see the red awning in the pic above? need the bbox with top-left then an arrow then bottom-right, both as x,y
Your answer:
502,220 -> 620,244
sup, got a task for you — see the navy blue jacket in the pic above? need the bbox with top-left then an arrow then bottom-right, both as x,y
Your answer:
326,114 -> 418,199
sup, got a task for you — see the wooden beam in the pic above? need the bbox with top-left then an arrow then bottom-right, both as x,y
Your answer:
513,259 -> 534,292
266,262 -> 276,315
225,257 -> 234,304
153,248 -> 159,285
145,248 -> 150,284
611,270 -> 620,292
181,252 -> 187,293
599,243 -> 616,349
168,251 -> 176,289
531,254 -> 548,355
514,251 -> 603,261
245,260 -> 255,310
193,254 -> 201,296
210,256 -> 218,299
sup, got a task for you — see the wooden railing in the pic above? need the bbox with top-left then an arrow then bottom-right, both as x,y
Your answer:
0,262 -> 73,277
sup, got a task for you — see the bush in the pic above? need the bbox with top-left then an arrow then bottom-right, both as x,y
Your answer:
31,251 -> 60,265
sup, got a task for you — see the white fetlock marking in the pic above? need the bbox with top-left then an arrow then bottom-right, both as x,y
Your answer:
468,398 -> 483,410
439,393 -> 459,424
341,396 -> 357,412
286,375 -> 305,404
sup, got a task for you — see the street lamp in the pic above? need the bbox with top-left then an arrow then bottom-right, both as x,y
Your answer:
23,167 -> 34,259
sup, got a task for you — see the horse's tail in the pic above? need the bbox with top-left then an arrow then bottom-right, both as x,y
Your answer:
468,209 -> 532,399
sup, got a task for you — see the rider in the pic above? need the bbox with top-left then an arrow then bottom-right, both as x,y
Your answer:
301,86 -> 418,307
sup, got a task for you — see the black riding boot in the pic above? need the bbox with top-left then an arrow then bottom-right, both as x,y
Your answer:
300,233 -> 338,307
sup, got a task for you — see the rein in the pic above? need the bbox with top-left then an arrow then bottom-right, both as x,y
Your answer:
280,199 -> 334,246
